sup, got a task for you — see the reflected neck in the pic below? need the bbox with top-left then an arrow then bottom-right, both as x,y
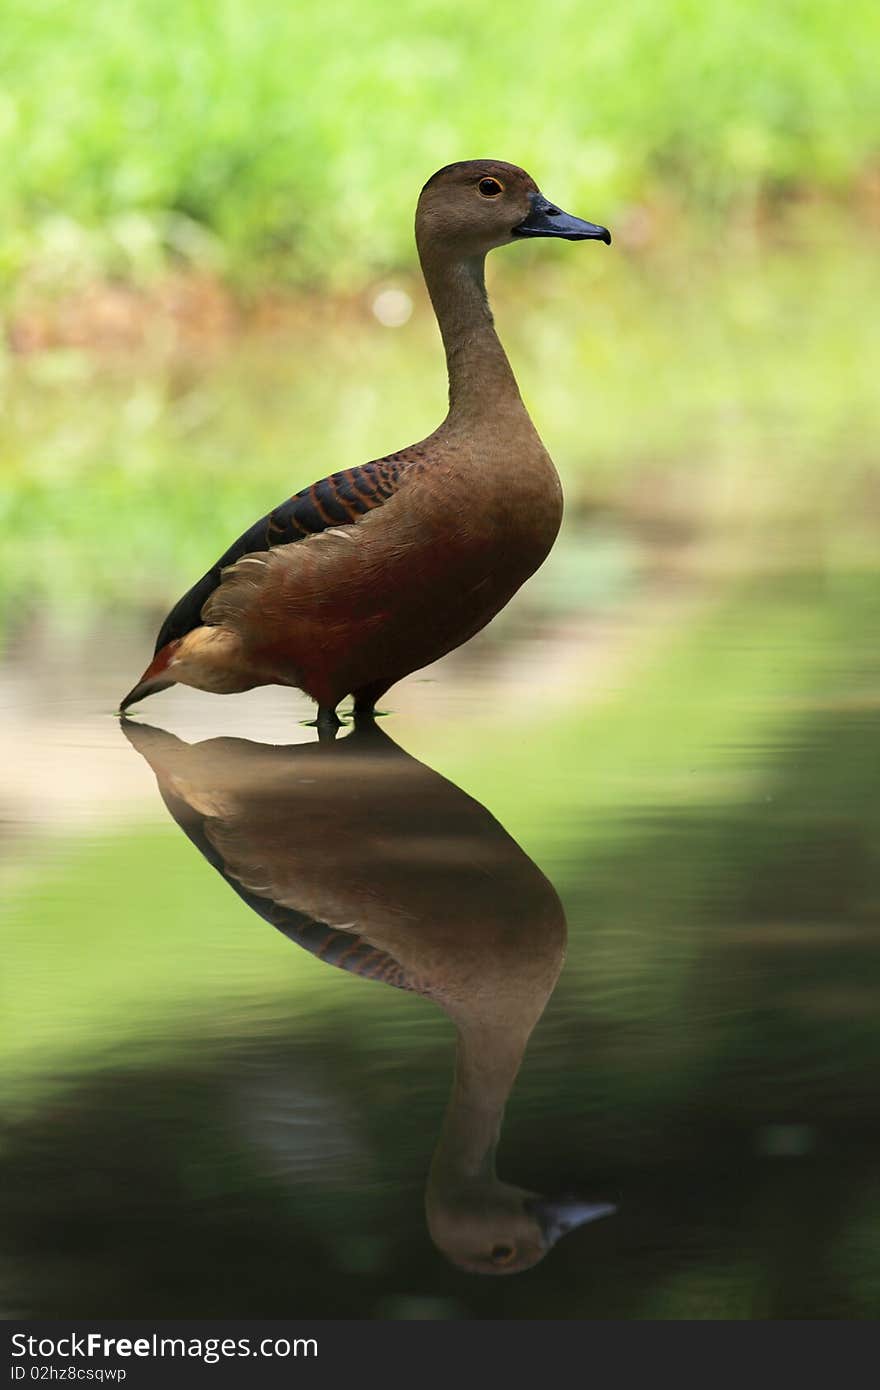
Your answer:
419,250 -> 527,426
429,1022 -> 530,1183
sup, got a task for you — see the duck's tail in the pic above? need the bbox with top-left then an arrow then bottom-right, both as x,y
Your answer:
119,640 -> 180,713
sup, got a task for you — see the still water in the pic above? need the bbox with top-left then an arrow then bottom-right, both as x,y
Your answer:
3,564 -> 879,1320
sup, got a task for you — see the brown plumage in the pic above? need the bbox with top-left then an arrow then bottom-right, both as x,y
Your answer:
123,716 -> 615,1273
120,160 -> 610,725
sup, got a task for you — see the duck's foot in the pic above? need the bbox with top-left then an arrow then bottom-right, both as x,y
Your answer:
353,681 -> 392,720
316,705 -> 342,743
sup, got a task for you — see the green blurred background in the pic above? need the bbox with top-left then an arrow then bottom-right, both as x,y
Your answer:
2,0 -> 880,1320
2,0 -> 879,285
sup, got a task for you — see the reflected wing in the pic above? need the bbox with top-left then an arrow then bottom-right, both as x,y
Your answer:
146,744 -> 416,994
152,455 -> 409,654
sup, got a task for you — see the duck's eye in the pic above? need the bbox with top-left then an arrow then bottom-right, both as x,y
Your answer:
490,1243 -> 516,1264
478,177 -> 504,198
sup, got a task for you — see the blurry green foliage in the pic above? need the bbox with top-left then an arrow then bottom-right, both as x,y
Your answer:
0,0 -> 877,288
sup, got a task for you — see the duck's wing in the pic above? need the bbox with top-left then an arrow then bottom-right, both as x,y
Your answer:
186,797 -> 417,994
152,453 -> 410,655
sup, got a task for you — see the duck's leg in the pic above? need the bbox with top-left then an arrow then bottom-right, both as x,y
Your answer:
353,681 -> 391,720
316,704 -> 342,742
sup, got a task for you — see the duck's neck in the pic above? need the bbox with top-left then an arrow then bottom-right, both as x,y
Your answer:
419,251 -> 528,427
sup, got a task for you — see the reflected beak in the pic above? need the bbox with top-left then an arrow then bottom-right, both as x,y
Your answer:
512,191 -> 611,244
526,1194 -> 617,1246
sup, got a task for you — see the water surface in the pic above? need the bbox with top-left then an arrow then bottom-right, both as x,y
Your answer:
3,564 -> 879,1319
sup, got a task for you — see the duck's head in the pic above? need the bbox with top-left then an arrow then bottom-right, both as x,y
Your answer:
427,1178 -> 616,1276
416,159 -> 610,261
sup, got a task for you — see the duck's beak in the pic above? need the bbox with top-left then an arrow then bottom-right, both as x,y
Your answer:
513,191 -> 611,244
526,1194 -> 617,1246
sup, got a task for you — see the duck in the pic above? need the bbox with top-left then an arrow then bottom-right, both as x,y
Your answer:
123,715 -> 616,1273
120,161 -> 610,729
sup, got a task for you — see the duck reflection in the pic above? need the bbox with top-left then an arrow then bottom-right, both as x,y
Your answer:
123,717 -> 614,1274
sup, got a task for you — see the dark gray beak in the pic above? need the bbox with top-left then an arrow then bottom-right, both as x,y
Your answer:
513,191 -> 611,244
526,1195 -> 617,1246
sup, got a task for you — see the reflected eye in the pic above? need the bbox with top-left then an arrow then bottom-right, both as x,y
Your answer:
490,1243 -> 516,1265
478,177 -> 504,197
